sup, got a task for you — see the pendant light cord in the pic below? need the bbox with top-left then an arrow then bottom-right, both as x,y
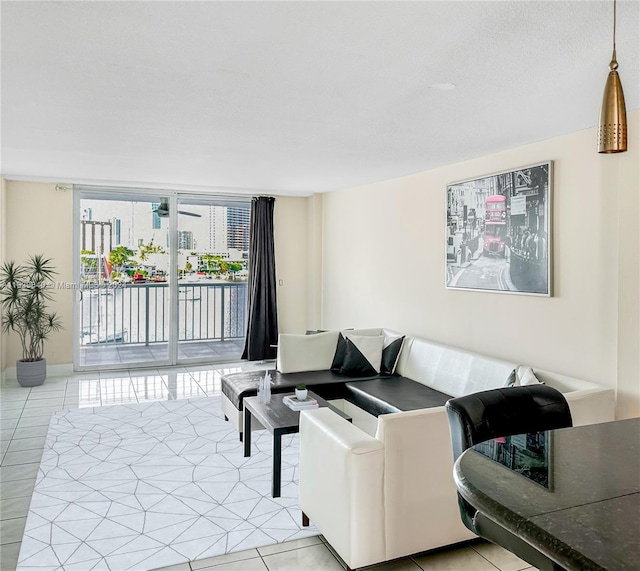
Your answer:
613,0 -> 616,51
610,0 -> 618,70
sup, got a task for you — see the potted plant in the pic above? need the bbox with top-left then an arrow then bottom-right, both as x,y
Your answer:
0,255 -> 63,387
295,383 -> 308,401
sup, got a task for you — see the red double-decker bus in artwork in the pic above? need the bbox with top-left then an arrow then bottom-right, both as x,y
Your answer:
484,195 -> 508,257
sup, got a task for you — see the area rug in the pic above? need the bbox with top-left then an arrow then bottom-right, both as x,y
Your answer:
17,396 -> 318,571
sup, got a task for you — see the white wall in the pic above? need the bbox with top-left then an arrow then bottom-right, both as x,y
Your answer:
306,193 -> 323,330
274,196 -> 310,334
616,112 -> 640,420
4,182 -> 75,367
321,110 -> 640,419
0,177 -> 7,378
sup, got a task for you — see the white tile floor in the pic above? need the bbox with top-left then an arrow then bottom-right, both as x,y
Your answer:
79,339 -> 246,368
0,363 -> 534,571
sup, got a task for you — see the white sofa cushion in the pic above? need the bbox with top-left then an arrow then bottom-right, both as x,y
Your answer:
276,330 -> 340,373
396,337 -> 517,397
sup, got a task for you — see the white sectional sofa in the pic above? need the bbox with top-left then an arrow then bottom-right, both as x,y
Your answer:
294,330 -> 615,570
220,328 -> 615,570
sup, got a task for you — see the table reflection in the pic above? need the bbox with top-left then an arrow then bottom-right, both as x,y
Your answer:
474,431 -> 552,489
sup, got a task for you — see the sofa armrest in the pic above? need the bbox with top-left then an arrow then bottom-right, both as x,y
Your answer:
375,407 -> 474,560
559,388 -> 615,426
535,370 -> 616,426
299,408 -> 386,569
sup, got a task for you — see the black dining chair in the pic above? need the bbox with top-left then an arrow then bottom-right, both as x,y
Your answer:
445,385 -> 572,571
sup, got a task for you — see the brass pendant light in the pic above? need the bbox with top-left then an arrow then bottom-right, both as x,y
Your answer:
598,0 -> 627,153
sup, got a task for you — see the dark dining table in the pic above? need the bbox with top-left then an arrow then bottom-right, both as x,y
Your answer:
453,417 -> 640,571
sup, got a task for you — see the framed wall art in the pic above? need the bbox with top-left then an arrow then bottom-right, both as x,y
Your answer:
446,161 -> 552,296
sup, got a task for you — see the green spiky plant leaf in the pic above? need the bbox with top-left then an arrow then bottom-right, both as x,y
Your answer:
0,255 -> 63,362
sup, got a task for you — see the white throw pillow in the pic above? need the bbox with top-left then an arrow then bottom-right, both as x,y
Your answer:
514,365 -> 544,386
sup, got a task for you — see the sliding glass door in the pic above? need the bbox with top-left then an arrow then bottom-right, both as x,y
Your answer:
176,198 -> 249,362
74,189 -> 250,371
76,193 -> 172,369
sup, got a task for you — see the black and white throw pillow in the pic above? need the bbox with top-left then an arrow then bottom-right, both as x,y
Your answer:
380,334 -> 405,375
339,335 -> 384,377
330,332 -> 348,371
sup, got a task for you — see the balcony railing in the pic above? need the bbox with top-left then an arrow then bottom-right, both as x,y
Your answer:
80,281 -> 247,346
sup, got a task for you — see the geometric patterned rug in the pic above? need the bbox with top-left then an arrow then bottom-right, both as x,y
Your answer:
17,396 -> 318,570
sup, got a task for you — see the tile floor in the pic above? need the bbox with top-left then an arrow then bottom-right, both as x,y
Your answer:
1,363 -> 534,571
79,339 -> 245,367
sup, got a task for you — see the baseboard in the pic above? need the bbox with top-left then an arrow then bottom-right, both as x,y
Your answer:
3,362 -> 74,382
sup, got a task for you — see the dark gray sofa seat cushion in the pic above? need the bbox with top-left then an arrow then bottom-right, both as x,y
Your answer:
345,377 -> 453,417
222,369 -> 380,410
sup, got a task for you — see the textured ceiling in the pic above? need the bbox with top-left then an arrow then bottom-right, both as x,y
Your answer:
1,1 -> 639,196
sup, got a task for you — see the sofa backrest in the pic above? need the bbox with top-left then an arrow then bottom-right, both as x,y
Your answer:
277,328 -> 399,374
396,336 -> 518,397
277,331 -> 340,373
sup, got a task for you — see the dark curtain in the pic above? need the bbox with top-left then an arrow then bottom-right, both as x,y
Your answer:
242,197 -> 279,361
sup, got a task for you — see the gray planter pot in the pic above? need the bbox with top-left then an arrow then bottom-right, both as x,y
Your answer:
16,358 -> 47,387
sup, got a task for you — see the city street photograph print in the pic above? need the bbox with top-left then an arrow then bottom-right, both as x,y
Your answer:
446,161 -> 552,296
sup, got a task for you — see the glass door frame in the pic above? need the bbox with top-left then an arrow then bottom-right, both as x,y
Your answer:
73,187 -> 248,372
73,188 -> 177,372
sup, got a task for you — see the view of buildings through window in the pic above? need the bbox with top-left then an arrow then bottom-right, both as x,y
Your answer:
80,199 -> 250,283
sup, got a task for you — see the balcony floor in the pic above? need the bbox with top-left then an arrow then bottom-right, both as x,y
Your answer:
79,338 -> 245,368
